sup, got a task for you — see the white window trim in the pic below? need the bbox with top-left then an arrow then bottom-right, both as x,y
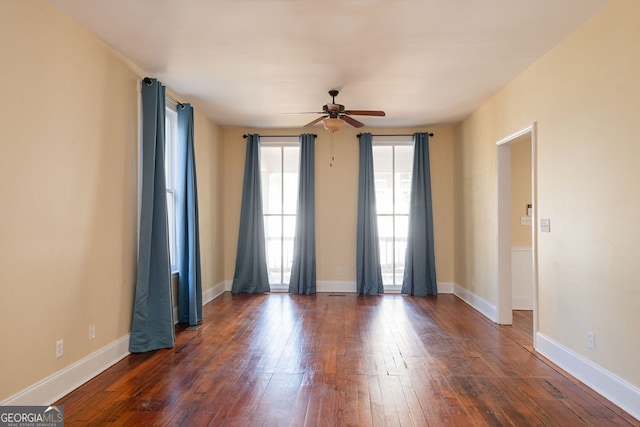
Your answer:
260,136 -> 299,147
165,105 -> 179,273
372,135 -> 413,146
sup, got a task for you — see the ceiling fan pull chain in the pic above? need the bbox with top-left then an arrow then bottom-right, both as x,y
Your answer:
330,133 -> 335,167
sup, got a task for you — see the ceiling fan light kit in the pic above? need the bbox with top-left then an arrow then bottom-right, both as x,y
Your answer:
322,117 -> 344,133
290,90 -> 386,132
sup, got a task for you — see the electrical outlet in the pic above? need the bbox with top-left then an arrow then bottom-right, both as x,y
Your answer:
55,340 -> 64,358
520,216 -> 532,226
89,324 -> 96,340
586,331 -> 595,350
336,267 -> 342,276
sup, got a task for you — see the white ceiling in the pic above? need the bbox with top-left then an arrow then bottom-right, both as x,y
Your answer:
50,0 -> 610,129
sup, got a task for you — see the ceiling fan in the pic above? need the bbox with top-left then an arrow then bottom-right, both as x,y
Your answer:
289,90 -> 385,132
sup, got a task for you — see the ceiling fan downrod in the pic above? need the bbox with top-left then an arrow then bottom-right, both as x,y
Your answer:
329,89 -> 339,104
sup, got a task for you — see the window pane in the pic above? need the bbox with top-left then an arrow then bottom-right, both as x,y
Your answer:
373,146 -> 393,214
264,215 -> 282,284
282,215 -> 296,285
394,215 -> 409,285
165,121 -> 171,181
164,107 -> 178,270
165,108 -> 178,188
395,145 -> 413,214
261,147 -> 282,214
282,147 -> 299,215
377,216 -> 394,285
165,116 -> 172,183
166,190 -> 175,266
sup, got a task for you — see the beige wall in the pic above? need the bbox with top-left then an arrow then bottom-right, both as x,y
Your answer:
0,1 -> 224,401
510,138 -> 532,247
0,0 -> 138,400
455,0 -> 640,387
223,125 -> 456,285
194,111 -> 225,291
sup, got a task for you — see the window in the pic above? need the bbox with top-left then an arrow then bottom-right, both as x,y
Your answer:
372,138 -> 414,288
260,141 -> 299,288
165,106 -> 178,272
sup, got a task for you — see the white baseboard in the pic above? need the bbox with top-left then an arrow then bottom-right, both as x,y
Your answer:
223,280 -> 359,294
511,246 -> 534,310
317,281 -> 357,293
174,281 -> 228,321
291,281 -> 453,294
451,286 -> 639,420
438,282 -> 454,294
4,281 -> 228,406
204,281 -> 226,304
512,296 -> 534,311
0,334 -> 130,406
453,282 -> 498,322
536,332 -> 640,421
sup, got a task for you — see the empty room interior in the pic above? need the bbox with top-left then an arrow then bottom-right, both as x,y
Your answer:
1,0 -> 639,424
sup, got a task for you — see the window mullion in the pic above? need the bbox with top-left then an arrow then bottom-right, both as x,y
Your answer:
280,147 -> 285,286
391,146 -> 396,286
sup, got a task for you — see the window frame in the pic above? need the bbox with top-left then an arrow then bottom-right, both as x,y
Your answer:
260,137 -> 300,290
372,136 -> 414,291
164,104 -> 179,273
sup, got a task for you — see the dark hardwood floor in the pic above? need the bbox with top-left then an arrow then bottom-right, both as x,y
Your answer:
56,293 -> 638,426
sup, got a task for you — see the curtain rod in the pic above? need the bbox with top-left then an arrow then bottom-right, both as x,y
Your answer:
243,134 -> 317,138
357,132 -> 434,137
143,77 -> 185,109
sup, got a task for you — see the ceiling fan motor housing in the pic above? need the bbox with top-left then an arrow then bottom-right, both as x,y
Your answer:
323,103 -> 345,116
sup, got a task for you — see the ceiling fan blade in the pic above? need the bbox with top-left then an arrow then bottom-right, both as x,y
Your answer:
283,112 -> 324,115
341,115 -> 365,128
303,116 -> 327,127
344,110 -> 386,117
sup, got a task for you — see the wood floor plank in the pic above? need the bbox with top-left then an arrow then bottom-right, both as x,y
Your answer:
353,373 -> 374,427
55,293 -> 638,426
366,374 -> 388,427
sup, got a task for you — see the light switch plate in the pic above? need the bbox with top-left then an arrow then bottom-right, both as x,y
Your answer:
540,218 -> 551,232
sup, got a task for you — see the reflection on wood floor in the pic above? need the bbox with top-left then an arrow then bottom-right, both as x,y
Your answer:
56,293 -> 637,426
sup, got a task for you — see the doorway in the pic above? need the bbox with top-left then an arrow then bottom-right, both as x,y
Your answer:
496,124 -> 537,346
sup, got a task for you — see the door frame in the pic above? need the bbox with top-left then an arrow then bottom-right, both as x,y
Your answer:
496,123 -> 538,346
